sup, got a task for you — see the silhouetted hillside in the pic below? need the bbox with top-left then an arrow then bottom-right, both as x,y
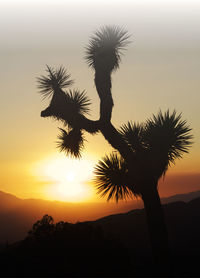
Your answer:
0,190 -> 141,243
1,216 -> 130,278
162,190 -> 200,204
0,190 -> 200,244
91,197 -> 200,251
82,197 -> 199,277
1,196 -> 200,277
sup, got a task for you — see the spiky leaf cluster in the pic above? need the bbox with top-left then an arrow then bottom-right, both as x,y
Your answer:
94,153 -> 133,202
49,89 -> 91,123
37,66 -> 73,99
143,110 -> 193,165
40,87 -> 91,124
94,111 -> 192,202
120,111 -> 192,167
57,128 -> 85,158
120,122 -> 145,152
85,26 -> 130,72
66,89 -> 91,115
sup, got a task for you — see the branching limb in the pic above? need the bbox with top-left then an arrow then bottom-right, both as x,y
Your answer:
41,105 -> 100,134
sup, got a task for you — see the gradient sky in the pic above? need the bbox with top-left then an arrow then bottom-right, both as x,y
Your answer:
0,0 -> 200,203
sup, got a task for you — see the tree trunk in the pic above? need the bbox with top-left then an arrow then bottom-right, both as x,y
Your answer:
141,183 -> 172,277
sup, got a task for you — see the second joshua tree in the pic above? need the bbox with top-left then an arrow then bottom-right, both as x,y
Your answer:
38,26 -> 192,272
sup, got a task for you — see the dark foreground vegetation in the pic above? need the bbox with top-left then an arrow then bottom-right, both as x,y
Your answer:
1,215 -> 130,278
0,197 -> 200,277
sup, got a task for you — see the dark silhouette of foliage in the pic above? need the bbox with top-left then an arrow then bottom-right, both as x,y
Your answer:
37,25 -> 193,275
66,89 -> 91,115
37,65 -> 73,99
2,215 -> 129,278
57,127 -> 85,158
94,152 -> 133,202
95,110 -> 192,201
28,214 -> 54,239
85,26 -> 130,72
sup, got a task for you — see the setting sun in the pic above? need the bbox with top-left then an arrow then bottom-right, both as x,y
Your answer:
66,172 -> 75,182
33,154 -> 95,202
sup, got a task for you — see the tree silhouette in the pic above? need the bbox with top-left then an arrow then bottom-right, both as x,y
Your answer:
37,26 -> 192,274
28,214 -> 54,240
20,215 -> 130,277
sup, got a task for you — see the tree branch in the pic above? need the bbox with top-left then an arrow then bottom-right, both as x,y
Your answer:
94,66 -> 144,182
41,107 -> 100,134
95,71 -> 113,122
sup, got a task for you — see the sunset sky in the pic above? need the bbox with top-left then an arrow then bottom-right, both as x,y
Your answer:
1,0 -> 200,204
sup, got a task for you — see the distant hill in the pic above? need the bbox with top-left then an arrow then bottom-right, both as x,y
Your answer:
1,195 -> 199,278
0,190 -> 200,243
85,197 -> 200,277
0,190 -> 140,243
90,197 -> 200,256
161,190 -> 200,203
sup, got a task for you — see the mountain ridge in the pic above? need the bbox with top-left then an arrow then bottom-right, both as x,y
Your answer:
0,189 -> 200,243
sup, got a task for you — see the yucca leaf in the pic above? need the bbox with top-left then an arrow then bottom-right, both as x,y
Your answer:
144,110 -> 193,164
119,111 -> 192,180
120,122 -> 145,152
57,128 -> 84,158
141,110 -> 193,178
85,26 -> 130,72
37,65 -> 74,99
94,153 -> 133,202
66,89 -> 91,115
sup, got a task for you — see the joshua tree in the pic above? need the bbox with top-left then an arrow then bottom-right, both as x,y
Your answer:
37,26 -> 192,272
